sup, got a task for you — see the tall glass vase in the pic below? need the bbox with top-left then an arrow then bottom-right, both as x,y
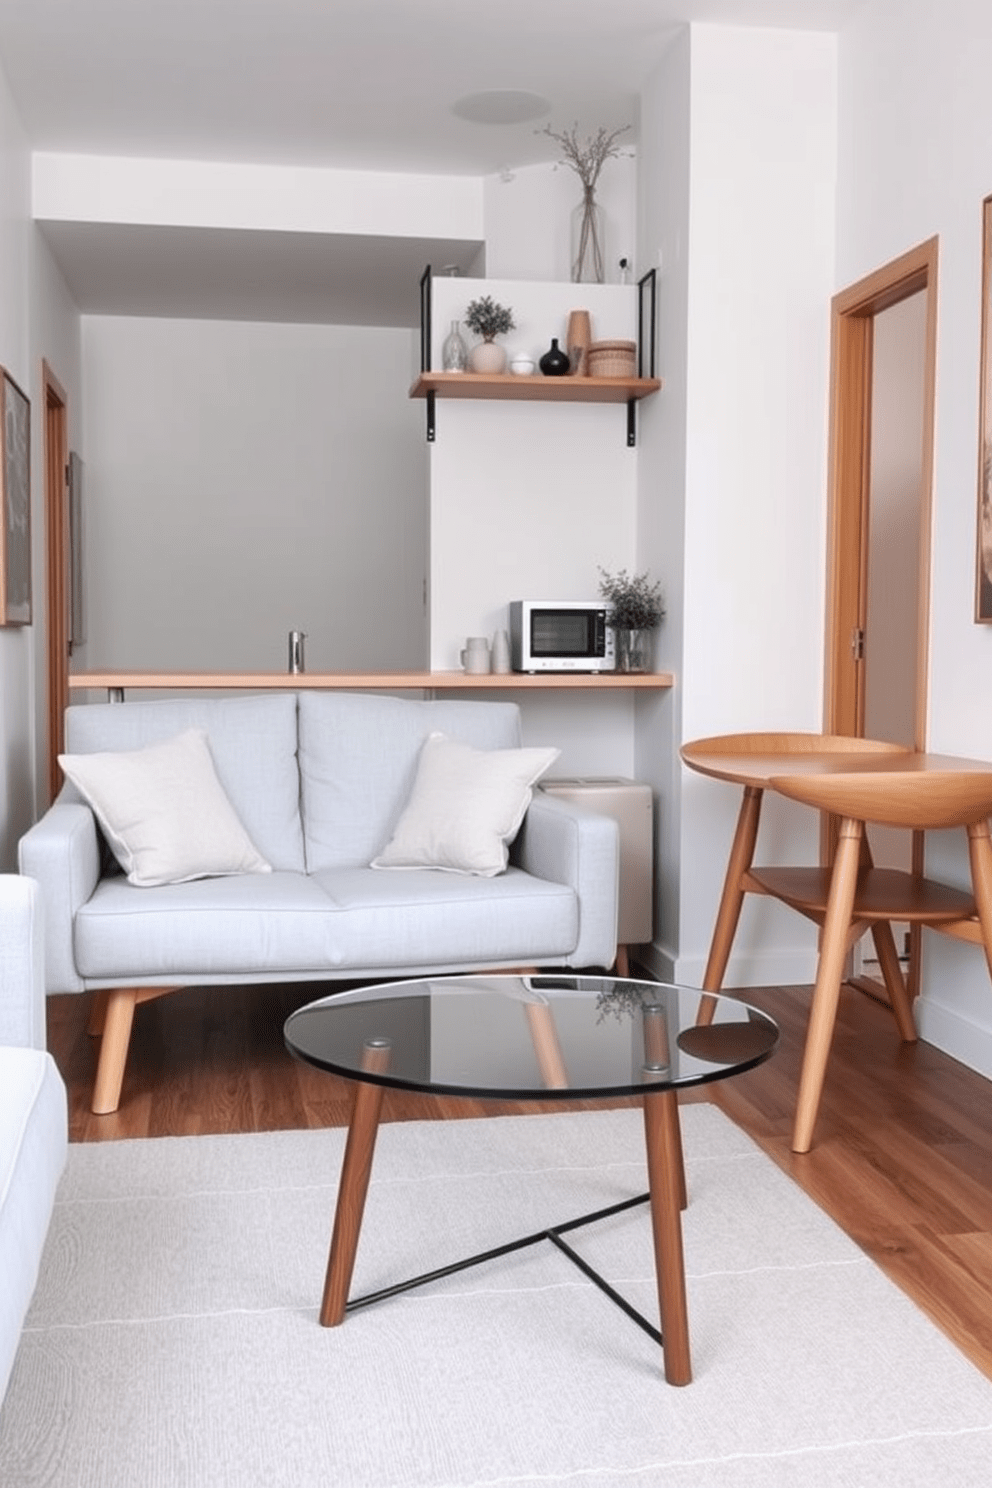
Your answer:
442,319 -> 468,372
571,190 -> 606,284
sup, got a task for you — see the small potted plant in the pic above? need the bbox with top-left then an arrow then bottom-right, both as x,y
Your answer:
464,295 -> 516,375
598,566 -> 665,672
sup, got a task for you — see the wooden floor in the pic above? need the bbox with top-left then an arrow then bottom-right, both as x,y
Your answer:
47,976 -> 992,1381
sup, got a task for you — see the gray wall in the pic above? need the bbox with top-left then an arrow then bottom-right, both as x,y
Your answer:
77,317 -> 427,674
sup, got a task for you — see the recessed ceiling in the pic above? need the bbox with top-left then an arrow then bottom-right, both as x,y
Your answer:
0,0 -> 862,323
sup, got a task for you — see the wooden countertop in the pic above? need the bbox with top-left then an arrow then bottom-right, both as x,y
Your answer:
68,670 -> 675,692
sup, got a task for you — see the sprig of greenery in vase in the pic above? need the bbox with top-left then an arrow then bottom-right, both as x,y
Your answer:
463,296 -> 515,343
541,122 -> 632,196
598,567 -> 666,630
541,121 -> 632,281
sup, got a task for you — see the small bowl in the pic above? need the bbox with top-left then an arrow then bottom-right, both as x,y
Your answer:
510,357 -> 536,376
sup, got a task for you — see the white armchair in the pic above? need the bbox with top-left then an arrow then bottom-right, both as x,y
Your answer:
0,875 -> 68,1405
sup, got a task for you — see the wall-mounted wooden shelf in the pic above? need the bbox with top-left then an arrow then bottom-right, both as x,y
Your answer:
414,266 -> 662,444
409,370 -> 662,446
409,372 -> 663,404
69,670 -> 674,699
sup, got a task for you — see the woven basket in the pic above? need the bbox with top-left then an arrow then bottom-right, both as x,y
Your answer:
587,339 -> 637,378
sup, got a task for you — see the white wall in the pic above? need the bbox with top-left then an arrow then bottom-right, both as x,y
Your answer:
484,154 -> 638,284
427,274 -> 641,775
636,28 -> 691,972
0,60 -> 81,866
29,232 -> 83,805
641,25 -> 838,985
78,317 -> 427,674
837,0 -> 992,1076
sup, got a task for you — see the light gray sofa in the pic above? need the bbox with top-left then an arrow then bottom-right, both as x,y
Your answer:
0,875 -> 68,1408
19,691 -> 619,1114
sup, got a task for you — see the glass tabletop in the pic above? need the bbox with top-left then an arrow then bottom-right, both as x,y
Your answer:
283,974 -> 778,1100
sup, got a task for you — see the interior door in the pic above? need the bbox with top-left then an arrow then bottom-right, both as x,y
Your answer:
823,239 -> 938,999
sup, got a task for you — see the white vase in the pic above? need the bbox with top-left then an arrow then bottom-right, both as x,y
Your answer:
469,340 -> 507,374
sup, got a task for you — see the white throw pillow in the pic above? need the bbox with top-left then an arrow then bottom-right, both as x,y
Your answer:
371,731 -> 560,876
58,729 -> 272,887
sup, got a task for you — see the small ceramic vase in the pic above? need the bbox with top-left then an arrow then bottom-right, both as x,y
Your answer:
566,310 -> 592,376
469,340 -> 508,374
539,338 -> 570,377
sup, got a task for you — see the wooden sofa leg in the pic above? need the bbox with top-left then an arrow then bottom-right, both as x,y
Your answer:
91,987 -> 140,1115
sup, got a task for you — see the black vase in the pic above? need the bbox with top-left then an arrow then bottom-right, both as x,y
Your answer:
539,337 -> 570,377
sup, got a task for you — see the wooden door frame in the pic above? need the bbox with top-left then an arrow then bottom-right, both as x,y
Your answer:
43,361 -> 69,805
823,237 -> 939,1000
824,236 -> 939,746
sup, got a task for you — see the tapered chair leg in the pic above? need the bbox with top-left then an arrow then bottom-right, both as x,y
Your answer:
792,819 -> 863,1154
967,820 -> 992,985
698,786 -> 764,1026
869,920 -> 918,1043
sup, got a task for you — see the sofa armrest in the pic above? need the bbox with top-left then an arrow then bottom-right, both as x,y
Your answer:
0,875 -> 49,1048
513,792 -> 619,969
18,802 -> 101,994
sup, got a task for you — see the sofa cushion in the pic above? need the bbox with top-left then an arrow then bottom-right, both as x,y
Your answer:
0,1047 -> 67,1404
63,694 -> 305,871
73,873 -> 350,980
59,730 -> 271,887
298,693 -> 523,871
371,732 -> 559,876
309,865 -> 578,970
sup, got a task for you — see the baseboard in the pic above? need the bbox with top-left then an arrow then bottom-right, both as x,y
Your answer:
635,941 -> 818,990
915,998 -> 992,1082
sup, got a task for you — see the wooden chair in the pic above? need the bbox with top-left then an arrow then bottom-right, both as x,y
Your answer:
769,766 -> 992,1151
685,732 -> 915,1021
683,732 -> 992,1152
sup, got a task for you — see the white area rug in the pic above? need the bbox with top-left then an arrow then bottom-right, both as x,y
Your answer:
2,1105 -> 992,1487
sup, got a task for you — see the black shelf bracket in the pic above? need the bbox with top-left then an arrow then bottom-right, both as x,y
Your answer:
419,264 -> 434,442
637,268 -> 657,379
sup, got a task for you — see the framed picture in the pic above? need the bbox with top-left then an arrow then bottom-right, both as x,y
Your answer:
0,367 -> 31,626
68,450 -> 85,648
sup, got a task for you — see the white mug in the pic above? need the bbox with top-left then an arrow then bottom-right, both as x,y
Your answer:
461,637 -> 491,673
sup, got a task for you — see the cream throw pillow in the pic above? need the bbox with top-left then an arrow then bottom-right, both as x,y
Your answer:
59,728 -> 271,887
371,732 -> 560,876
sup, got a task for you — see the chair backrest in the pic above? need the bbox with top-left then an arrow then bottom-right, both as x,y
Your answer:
770,769 -> 992,830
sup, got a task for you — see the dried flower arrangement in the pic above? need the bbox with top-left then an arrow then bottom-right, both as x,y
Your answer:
598,567 -> 666,630
463,296 -> 515,342
540,122 -> 632,196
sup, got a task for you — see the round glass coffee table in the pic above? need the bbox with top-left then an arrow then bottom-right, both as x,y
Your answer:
284,973 -> 778,1386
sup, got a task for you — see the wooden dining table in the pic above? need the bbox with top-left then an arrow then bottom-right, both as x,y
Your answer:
680,732 -> 992,1152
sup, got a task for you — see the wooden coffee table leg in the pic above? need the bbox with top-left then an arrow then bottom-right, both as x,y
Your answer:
320,1041 -> 391,1326
643,1089 -> 691,1385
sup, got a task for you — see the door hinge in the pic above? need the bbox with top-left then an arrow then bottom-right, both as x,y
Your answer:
851,626 -> 865,661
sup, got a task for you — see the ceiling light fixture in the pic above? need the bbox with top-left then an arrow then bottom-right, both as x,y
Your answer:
451,90 -> 551,126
